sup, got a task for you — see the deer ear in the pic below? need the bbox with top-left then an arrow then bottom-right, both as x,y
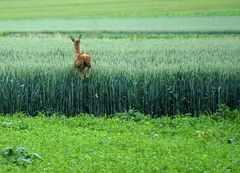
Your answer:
79,34 -> 82,40
69,36 -> 75,42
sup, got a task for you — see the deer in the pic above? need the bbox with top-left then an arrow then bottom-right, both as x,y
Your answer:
70,34 -> 92,80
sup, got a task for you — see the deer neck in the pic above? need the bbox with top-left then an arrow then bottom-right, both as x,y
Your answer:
74,43 -> 81,54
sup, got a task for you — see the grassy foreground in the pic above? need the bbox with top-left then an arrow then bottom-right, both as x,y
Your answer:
0,108 -> 239,173
0,0 -> 239,19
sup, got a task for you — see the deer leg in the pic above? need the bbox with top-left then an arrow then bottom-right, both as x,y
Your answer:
79,68 -> 87,80
86,64 -> 92,78
83,71 -> 87,80
79,69 -> 85,80
85,67 -> 92,79
80,73 -> 85,80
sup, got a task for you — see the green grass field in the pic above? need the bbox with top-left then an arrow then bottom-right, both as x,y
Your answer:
0,0 -> 240,172
1,16 -> 240,34
0,0 -> 239,19
0,109 -> 240,173
0,37 -> 239,115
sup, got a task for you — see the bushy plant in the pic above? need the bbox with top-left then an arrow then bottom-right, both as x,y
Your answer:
1,147 -> 43,166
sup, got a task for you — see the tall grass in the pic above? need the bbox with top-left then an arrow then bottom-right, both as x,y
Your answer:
0,37 -> 239,116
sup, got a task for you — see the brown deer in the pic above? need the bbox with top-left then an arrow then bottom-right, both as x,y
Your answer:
70,34 -> 92,80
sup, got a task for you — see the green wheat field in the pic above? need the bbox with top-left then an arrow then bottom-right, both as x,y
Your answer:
0,0 -> 240,172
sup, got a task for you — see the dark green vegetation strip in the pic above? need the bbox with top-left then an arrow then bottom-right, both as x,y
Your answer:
1,31 -> 240,39
0,37 -> 240,116
0,109 -> 239,172
0,0 -> 239,19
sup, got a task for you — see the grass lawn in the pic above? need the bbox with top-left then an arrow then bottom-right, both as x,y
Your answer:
0,0 -> 239,19
0,109 -> 239,173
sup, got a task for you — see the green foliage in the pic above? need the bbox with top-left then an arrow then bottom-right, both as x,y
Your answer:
0,112 -> 239,172
213,104 -> 240,121
1,147 -> 43,166
0,37 -> 240,115
114,109 -> 151,122
0,0 -> 239,19
228,134 -> 240,144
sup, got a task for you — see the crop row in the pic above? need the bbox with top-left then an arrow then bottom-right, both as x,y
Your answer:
0,37 -> 239,115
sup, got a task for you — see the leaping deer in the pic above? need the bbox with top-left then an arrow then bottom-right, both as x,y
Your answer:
70,34 -> 92,80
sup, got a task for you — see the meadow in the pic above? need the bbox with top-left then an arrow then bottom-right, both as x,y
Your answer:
0,16 -> 240,34
0,109 -> 240,173
0,0 -> 240,172
0,0 -> 239,19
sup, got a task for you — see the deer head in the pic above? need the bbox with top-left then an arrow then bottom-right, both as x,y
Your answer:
70,34 -> 82,53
